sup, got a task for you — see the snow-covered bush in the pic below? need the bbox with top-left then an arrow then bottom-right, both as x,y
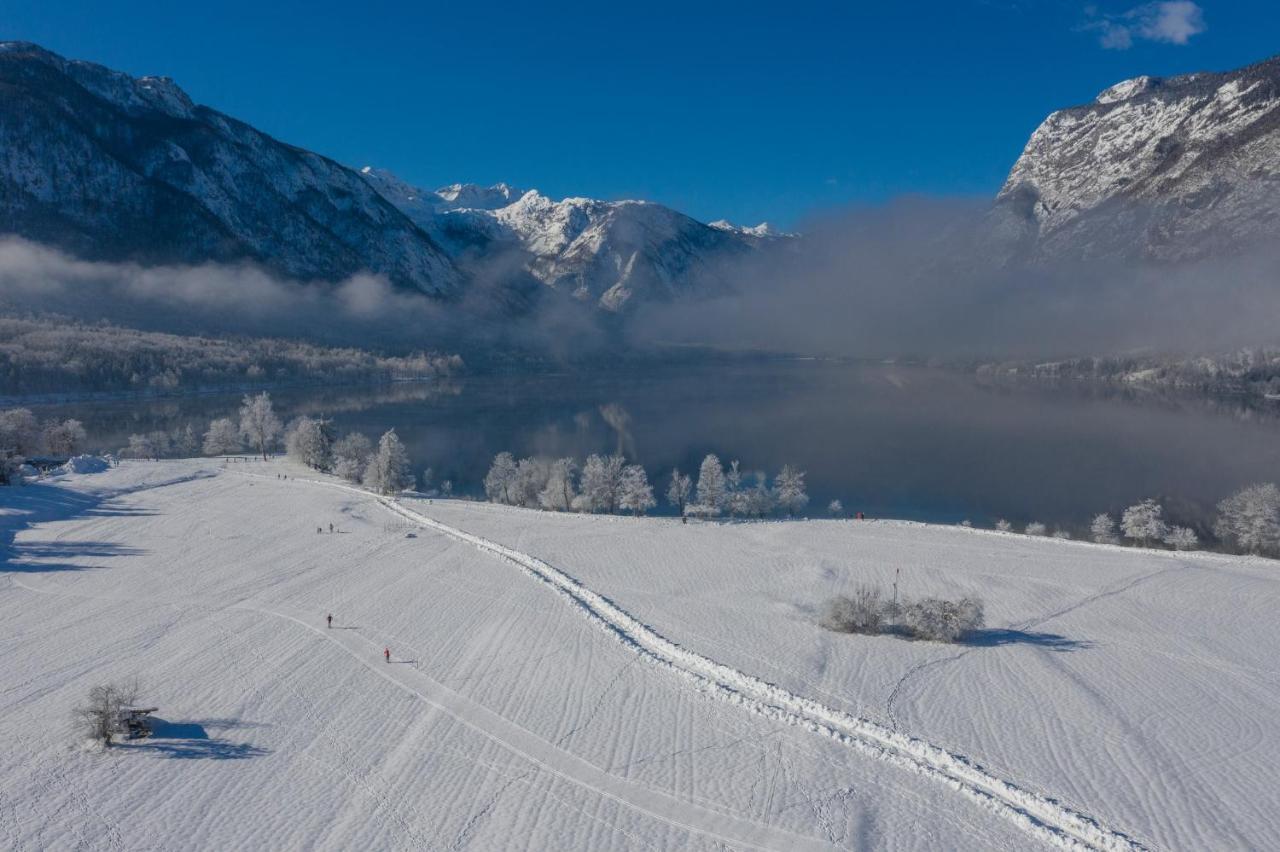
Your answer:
1215,483 -> 1280,556
512,457 -> 550,508
828,499 -> 844,517
539,458 -> 578,511
819,584 -> 883,634
900,597 -> 985,643
1091,513 -> 1120,544
1024,522 -> 1047,536
1164,526 -> 1199,551
1122,498 -> 1168,546
995,519 -> 1012,532
1052,529 -> 1071,540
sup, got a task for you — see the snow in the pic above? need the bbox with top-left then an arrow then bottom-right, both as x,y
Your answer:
2,459 -> 1277,850
58,455 -> 110,475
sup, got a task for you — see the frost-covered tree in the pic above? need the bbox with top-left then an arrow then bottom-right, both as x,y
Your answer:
828,499 -> 844,517
175,424 -> 200,457
363,429 -> 411,495
745,472 -> 775,518
239,392 -> 282,461
619,465 -> 656,516
41,419 -> 86,456
1024,522 -> 1047,536
1215,483 -> 1280,556
1091,513 -> 1120,544
285,417 -> 333,471
695,454 -> 726,515
901,597 -> 985,643
123,433 -> 157,460
1164,526 -> 1199,551
578,454 -> 626,513
819,584 -> 883,634
995,519 -> 1012,532
513,457 -> 550,508
147,430 -> 173,458
484,452 -> 519,505
72,679 -> 140,748
539,458 -> 578,511
332,432 -> 373,482
0,408 -> 40,455
774,465 -> 809,517
724,461 -> 744,518
1052,529 -> 1071,540
203,417 -> 242,455
666,469 -> 692,516
1122,498 -> 1167,546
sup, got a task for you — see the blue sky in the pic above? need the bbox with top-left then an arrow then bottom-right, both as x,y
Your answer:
4,1 -> 1276,227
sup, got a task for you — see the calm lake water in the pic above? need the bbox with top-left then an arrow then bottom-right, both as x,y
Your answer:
28,361 -> 1280,531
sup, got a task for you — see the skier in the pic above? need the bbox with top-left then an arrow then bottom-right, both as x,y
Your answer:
327,613 -> 333,629
329,522 -> 334,533
384,648 -> 390,664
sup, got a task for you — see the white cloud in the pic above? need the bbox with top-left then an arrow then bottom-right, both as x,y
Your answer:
1085,1 -> 1206,50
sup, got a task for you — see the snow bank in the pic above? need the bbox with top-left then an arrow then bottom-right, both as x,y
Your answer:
60,454 -> 110,475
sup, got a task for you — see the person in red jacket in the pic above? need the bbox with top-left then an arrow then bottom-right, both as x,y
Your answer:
384,648 -> 390,663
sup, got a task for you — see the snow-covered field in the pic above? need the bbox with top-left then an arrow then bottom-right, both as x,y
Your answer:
2,459 -> 1277,850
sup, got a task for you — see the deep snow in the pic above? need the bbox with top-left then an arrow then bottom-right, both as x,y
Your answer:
1,459 -> 1276,850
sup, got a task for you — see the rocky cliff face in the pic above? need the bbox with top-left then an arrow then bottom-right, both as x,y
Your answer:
995,55 -> 1280,261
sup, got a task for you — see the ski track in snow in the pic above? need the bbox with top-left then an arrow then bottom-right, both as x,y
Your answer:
253,472 -> 1151,852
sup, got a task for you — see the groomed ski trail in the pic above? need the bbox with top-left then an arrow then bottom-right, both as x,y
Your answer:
269,473 -> 1153,852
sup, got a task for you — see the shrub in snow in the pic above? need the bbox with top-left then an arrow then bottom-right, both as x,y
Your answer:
960,519 -> 973,528
1122,498 -> 1168,546
1215,483 -> 1280,556
1091,513 -> 1120,544
774,465 -> 809,517
332,432 -> 372,482
1052,529 -> 1071,540
1164,526 -> 1199,551
666,469 -> 692,516
122,433 -> 156,460
239,392 -> 282,460
73,679 -> 140,748
995,519 -> 1012,532
819,584 -> 883,634
900,597 -> 985,643
744,474 -> 775,518
203,417 -> 241,455
1024,522 -> 1047,536
828,499 -> 844,517
363,430 -> 412,495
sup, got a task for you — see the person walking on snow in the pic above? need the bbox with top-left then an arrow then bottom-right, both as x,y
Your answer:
327,613 -> 332,629
384,648 -> 390,663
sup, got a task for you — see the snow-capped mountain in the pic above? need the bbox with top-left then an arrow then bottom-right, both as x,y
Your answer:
360,170 -> 774,312
0,42 -> 460,295
994,54 -> 1280,261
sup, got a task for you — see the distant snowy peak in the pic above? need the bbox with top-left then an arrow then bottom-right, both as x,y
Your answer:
709,220 -> 792,239
996,53 -> 1280,260
359,168 -> 783,311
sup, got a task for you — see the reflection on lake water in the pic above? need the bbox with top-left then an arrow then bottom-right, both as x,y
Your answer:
29,361 -> 1280,530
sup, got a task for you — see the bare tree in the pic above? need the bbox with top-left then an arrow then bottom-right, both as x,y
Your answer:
72,679 -> 140,748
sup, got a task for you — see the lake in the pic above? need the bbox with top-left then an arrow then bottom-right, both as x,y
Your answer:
26,360 -> 1280,532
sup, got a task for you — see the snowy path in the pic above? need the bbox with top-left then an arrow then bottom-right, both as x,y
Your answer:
266,472 -> 1149,852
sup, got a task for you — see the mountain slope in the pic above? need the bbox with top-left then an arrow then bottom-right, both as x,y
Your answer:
0,42 -> 460,295
994,54 -> 1280,261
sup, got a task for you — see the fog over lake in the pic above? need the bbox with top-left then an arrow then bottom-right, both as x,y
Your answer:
31,361 -> 1280,531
